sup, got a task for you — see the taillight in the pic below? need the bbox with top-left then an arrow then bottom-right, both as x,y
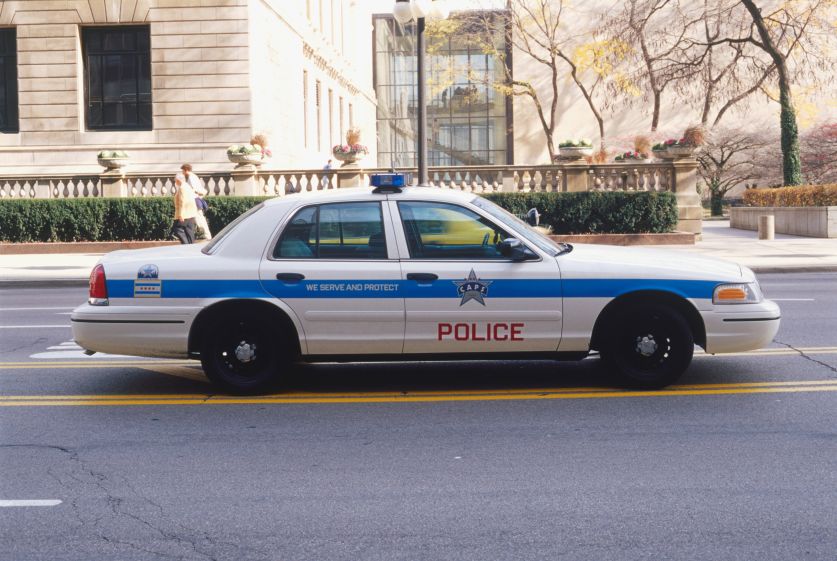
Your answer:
88,264 -> 109,306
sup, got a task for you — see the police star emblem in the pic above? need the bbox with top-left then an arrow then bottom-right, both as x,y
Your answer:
453,269 -> 493,306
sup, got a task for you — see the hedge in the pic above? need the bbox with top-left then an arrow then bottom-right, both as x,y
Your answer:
0,191 -> 678,243
483,191 -> 678,234
0,197 -> 269,243
743,184 -> 837,207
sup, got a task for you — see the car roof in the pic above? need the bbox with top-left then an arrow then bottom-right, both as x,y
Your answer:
261,186 -> 480,209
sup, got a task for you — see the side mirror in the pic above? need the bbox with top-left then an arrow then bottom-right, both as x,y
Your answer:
498,238 -> 537,261
525,208 -> 540,227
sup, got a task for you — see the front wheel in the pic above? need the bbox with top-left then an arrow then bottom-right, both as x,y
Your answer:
200,313 -> 283,394
599,304 -> 694,389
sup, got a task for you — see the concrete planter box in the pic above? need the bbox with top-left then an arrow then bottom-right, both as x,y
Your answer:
730,206 -> 837,238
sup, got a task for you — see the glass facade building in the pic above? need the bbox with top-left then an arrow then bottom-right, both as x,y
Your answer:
373,14 -> 512,168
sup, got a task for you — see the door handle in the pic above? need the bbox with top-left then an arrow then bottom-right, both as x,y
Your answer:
407,273 -> 438,282
276,273 -> 305,282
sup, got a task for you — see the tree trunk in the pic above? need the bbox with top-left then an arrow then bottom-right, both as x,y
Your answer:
778,76 -> 802,185
740,0 -> 802,186
710,189 -> 724,217
651,90 -> 661,132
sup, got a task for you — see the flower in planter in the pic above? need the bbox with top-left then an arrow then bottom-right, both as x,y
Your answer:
558,138 -> 593,149
97,150 -> 128,159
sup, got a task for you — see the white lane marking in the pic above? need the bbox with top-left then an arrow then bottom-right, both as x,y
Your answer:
32,340 -> 134,360
0,500 -> 62,507
0,307 -> 74,311
771,298 -> 815,301
0,325 -> 69,329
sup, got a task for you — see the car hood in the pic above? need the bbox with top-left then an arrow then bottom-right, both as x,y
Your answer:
558,244 -> 747,282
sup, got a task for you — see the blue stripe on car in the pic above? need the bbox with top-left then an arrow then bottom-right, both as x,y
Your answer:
109,278 -> 720,300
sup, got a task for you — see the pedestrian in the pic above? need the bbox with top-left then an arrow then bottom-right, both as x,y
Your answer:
171,173 -> 197,244
181,163 -> 212,240
324,159 -> 333,170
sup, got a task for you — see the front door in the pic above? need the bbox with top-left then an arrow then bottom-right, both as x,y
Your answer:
392,200 -> 562,354
259,201 -> 404,355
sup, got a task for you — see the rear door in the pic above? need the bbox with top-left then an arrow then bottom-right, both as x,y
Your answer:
391,199 -> 562,354
259,201 -> 404,355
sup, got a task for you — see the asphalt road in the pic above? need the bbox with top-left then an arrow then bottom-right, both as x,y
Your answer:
1,273 -> 836,561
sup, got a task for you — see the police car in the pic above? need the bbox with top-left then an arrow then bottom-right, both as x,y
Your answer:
72,175 -> 781,393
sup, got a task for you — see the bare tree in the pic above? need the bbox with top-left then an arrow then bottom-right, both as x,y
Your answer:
695,0 -> 834,185
463,1 -> 626,159
801,122 -> 837,184
697,129 -> 770,215
606,0 -> 703,131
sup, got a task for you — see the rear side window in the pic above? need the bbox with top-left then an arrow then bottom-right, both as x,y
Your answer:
273,202 -> 387,259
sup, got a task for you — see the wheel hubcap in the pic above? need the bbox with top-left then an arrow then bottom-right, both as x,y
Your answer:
234,340 -> 257,363
635,335 -> 658,357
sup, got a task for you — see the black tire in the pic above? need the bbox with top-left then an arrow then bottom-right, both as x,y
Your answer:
599,304 -> 694,389
199,312 -> 284,394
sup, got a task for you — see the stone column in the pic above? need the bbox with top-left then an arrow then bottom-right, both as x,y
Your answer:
671,158 -> 703,235
232,164 -> 260,196
562,162 -> 589,192
100,170 -> 127,198
336,163 -> 364,188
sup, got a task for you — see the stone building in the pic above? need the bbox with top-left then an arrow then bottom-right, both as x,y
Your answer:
0,0 -> 377,174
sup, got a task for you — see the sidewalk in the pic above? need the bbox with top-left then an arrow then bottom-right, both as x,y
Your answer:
1,221 -> 835,285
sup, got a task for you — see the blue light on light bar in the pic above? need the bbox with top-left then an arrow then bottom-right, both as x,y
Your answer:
370,173 -> 409,188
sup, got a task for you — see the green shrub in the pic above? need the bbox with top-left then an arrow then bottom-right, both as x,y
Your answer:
743,184 -> 837,207
483,191 -> 678,234
0,191 -> 677,242
0,197 -> 269,242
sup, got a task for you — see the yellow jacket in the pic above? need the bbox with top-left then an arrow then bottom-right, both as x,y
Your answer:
174,182 -> 198,220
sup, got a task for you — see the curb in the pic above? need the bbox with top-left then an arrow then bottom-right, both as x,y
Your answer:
548,232 -> 695,246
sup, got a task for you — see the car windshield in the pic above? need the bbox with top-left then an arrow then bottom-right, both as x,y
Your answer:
201,203 -> 265,254
470,197 -> 569,257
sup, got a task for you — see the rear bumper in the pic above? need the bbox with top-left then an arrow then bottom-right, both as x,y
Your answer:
702,299 -> 781,354
71,304 -> 191,359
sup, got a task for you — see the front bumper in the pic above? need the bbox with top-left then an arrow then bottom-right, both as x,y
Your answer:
702,299 -> 781,354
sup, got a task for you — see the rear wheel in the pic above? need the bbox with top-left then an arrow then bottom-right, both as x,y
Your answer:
200,312 -> 284,394
599,304 -> 694,389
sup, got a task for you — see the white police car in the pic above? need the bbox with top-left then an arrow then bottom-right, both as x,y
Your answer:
72,177 -> 780,393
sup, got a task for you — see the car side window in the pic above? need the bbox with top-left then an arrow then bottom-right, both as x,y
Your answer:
273,202 -> 387,259
398,201 -> 510,260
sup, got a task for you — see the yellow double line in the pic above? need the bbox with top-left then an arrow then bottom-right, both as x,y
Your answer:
2,379 -> 837,407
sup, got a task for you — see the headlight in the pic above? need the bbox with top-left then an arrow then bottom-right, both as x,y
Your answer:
713,282 -> 762,304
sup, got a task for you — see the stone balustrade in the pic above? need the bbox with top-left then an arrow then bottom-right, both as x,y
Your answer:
0,159 -> 701,233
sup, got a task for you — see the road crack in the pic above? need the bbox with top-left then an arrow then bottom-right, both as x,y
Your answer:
774,339 -> 837,377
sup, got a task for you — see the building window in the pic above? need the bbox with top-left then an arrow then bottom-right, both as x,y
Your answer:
82,25 -> 152,131
0,28 -> 18,133
303,71 -> 309,148
373,14 -> 512,167
315,80 -> 322,151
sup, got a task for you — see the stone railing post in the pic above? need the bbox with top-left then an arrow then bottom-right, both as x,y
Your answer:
100,170 -> 127,198
336,163 -> 364,188
562,162 -> 589,192
671,158 -> 703,235
232,164 -> 260,196
33,179 -> 52,199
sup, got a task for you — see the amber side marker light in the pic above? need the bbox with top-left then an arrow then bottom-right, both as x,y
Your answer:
713,283 -> 761,304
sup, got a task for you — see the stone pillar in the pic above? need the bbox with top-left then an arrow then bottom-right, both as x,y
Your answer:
671,158 -> 703,235
562,162 -> 589,192
100,171 -> 127,198
232,165 -> 260,196
336,163 -> 364,189
33,179 -> 52,199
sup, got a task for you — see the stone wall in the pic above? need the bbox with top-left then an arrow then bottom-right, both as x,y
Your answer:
730,207 -> 837,238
